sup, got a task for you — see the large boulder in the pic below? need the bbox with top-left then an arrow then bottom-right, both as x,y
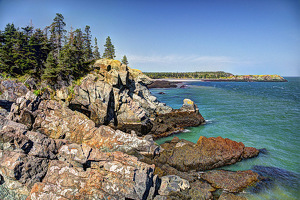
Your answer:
143,136 -> 259,172
0,80 -> 29,102
150,99 -> 205,138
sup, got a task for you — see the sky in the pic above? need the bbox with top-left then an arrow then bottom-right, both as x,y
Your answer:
0,0 -> 299,76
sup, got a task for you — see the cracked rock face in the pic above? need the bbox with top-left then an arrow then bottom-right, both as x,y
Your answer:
7,93 -> 159,156
0,117 -> 159,200
68,59 -> 173,136
28,149 -> 158,200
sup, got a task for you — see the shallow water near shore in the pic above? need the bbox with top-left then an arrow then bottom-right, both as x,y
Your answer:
153,77 -> 300,199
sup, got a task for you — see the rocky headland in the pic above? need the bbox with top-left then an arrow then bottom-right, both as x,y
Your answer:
0,59 -> 263,199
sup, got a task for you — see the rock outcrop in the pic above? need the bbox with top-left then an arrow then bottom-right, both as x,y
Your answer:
64,59 -> 204,136
150,99 -> 205,138
28,150 -> 158,200
142,136 -> 259,172
0,79 -> 29,117
0,117 -> 159,200
7,92 -> 159,156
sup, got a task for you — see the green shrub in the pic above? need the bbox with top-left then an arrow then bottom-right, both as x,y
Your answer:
33,89 -> 41,96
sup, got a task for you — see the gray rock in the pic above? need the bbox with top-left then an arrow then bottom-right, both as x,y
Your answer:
158,175 -> 190,196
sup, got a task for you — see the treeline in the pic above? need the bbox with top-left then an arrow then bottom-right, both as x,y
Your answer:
0,13 -> 125,87
144,71 -> 233,79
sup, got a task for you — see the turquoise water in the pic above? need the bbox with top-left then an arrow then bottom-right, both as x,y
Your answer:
153,77 -> 300,199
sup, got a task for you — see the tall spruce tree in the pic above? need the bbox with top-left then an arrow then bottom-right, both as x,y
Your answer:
83,25 -> 93,61
0,23 -> 17,74
49,13 -> 66,58
42,51 -> 59,83
93,37 -> 100,59
103,36 -> 115,59
121,55 -> 128,65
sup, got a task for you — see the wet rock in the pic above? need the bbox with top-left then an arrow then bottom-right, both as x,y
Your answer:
201,170 -> 259,192
150,99 -> 205,138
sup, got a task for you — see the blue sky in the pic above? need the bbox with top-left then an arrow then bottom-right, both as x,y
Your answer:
0,0 -> 299,76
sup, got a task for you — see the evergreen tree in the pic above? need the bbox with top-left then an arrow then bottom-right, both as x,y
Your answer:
121,55 -> 128,65
49,13 -> 66,58
93,37 -> 100,59
0,23 -> 17,74
28,28 -> 50,78
83,25 -> 93,61
42,51 -> 59,83
103,36 -> 115,59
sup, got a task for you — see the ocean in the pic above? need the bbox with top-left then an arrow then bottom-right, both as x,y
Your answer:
152,77 -> 300,200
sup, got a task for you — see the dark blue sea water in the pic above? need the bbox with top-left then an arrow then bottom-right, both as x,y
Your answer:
152,77 -> 300,200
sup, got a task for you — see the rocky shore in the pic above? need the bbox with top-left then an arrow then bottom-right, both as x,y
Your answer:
0,59 -> 263,199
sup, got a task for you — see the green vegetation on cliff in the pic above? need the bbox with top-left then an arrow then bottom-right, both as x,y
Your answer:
0,13 -> 118,86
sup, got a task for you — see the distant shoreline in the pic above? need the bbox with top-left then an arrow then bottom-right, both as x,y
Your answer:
154,78 -> 288,82
148,78 -> 288,88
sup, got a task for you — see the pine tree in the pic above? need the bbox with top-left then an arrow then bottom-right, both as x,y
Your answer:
93,37 -> 100,59
121,55 -> 128,65
0,23 -> 17,74
103,36 -> 115,59
28,28 -> 50,78
49,13 -> 66,58
42,51 -> 59,83
83,25 -> 93,61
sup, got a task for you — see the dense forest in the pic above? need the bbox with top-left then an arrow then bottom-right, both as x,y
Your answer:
144,71 -> 233,79
0,13 -> 128,88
